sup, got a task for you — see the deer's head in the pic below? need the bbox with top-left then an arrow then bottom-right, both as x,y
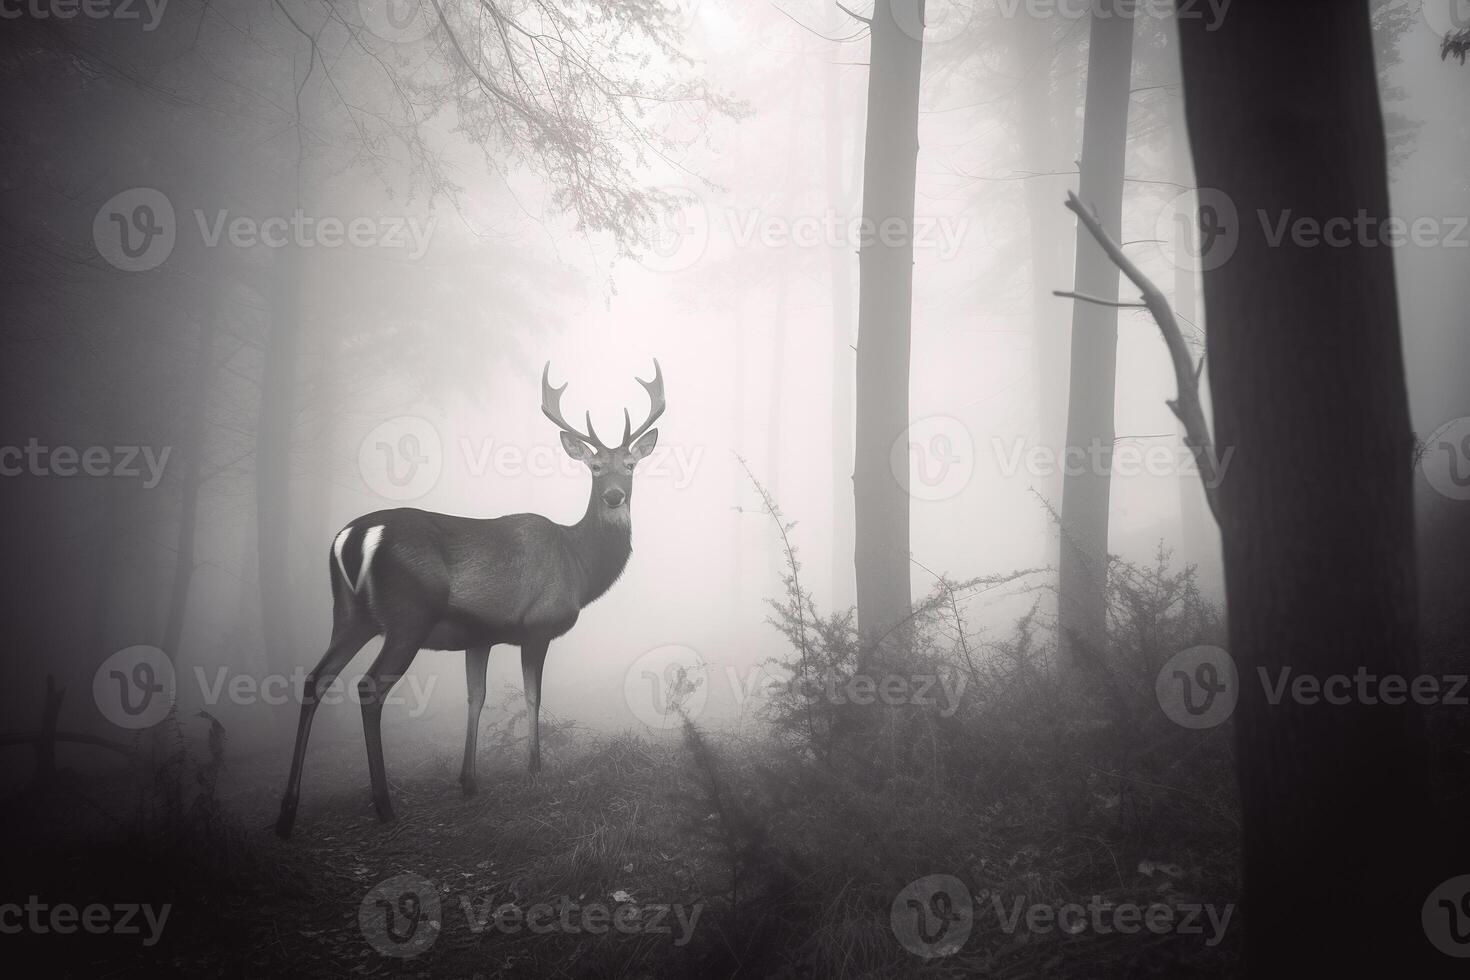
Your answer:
541,360 -> 665,517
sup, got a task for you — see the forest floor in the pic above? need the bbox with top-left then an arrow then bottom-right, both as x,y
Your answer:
5,719 -> 1243,979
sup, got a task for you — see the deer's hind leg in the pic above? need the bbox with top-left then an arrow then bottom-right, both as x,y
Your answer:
358,631 -> 426,823
276,620 -> 376,838
521,637 -> 551,775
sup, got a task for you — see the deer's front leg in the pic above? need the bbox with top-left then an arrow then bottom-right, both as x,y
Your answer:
520,639 -> 550,774
460,645 -> 490,796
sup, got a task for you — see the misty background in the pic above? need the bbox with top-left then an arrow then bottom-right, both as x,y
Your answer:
2,0 -> 1466,790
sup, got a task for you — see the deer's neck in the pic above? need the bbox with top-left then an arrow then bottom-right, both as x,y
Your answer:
568,499 -> 633,606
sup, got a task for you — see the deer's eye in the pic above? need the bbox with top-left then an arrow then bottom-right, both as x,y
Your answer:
590,462 -> 605,475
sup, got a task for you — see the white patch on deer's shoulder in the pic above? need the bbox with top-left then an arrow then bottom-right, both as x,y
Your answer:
332,526 -> 355,587
358,525 -> 384,593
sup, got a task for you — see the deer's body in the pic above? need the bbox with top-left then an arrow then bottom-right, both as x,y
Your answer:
275,361 -> 663,838
330,505 -> 631,650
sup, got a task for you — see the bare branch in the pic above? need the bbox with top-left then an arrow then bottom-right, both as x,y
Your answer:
1052,290 -> 1146,309
1059,190 -> 1222,524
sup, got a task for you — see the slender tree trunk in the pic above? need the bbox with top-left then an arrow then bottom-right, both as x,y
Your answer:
1179,2 -> 1435,972
825,39 -> 856,612
1016,18 -> 1069,502
257,245 -> 301,691
160,299 -> 220,667
1056,2 -> 1135,665
732,295 -> 747,624
766,101 -> 802,586
853,0 -> 924,649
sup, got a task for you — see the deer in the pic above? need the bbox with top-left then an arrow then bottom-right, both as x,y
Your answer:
275,360 -> 665,838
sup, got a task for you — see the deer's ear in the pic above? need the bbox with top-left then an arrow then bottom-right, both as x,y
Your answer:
560,431 -> 595,461
629,428 -> 658,462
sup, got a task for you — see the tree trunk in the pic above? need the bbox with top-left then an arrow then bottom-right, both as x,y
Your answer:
825,31 -> 856,612
1179,2 -> 1436,972
257,246 -> 301,694
161,299 -> 219,667
1056,3 -> 1135,666
1016,18 -> 1070,506
853,0 -> 924,649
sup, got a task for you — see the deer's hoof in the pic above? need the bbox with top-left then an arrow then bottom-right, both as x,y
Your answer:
275,806 -> 296,839
460,779 -> 478,798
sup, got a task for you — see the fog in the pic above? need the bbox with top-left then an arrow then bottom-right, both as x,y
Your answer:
5,2 -> 1469,975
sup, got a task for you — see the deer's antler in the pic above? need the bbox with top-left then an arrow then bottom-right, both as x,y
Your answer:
621,358 -> 665,448
541,363 -> 602,448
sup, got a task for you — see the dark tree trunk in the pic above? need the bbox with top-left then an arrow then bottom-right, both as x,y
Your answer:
853,0 -> 924,648
1179,2 -> 1437,972
1057,3 -> 1135,664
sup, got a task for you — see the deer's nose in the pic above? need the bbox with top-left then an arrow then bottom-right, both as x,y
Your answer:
601,487 -> 626,508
